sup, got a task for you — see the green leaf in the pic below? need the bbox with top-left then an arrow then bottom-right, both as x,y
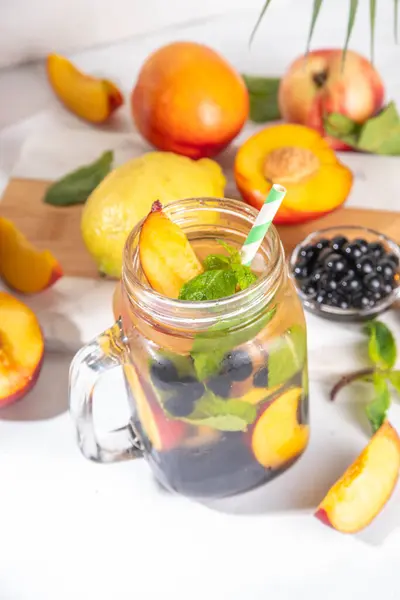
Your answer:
203,254 -> 231,271
217,240 -> 241,264
242,75 -> 281,123
180,391 -> 257,432
44,151 -> 113,206
366,374 -> 390,433
179,269 -> 237,302
323,113 -> 361,147
343,0 -> 359,66
395,0 -> 399,42
232,264 -> 258,291
249,0 -> 274,46
191,306 -> 277,380
357,102 -> 400,155
370,0 -> 376,61
364,320 -> 397,370
388,370 -> 400,395
268,324 -> 307,387
306,0 -> 324,53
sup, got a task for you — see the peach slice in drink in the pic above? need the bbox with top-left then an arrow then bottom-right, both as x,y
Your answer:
139,200 -> 203,298
315,421 -> 400,533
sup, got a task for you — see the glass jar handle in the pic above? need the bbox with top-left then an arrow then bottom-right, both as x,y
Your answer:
69,318 -> 143,463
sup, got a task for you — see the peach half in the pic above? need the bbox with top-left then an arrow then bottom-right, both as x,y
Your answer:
0,217 -> 62,294
47,54 -> 123,124
0,292 -> 44,407
315,421 -> 400,534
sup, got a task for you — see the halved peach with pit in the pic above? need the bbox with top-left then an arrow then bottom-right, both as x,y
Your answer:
47,54 -> 123,123
139,200 -> 203,298
0,217 -> 62,294
315,421 -> 400,533
251,386 -> 309,468
0,292 -> 44,406
234,124 -> 353,225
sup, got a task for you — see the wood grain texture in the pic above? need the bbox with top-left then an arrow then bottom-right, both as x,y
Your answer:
1,177 -> 399,280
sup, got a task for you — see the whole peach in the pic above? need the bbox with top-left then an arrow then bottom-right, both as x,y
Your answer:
278,49 -> 384,150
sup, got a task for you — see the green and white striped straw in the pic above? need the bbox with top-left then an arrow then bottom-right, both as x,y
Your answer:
240,184 -> 287,267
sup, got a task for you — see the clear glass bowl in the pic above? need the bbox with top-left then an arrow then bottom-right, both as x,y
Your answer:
288,225 -> 400,322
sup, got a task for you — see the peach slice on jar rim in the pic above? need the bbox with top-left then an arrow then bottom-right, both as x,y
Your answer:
0,292 -> 44,407
0,217 -> 62,294
315,421 -> 400,534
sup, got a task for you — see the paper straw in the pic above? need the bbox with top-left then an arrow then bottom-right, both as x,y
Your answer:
240,184 -> 287,267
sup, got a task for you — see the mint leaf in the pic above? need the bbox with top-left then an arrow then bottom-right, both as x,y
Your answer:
203,254 -> 231,270
389,370 -> 400,395
44,150 -> 113,206
217,240 -> 241,264
364,320 -> 397,370
232,264 -> 258,291
357,102 -> 400,155
191,306 -> 276,380
242,75 -> 281,123
181,391 -> 257,431
268,325 -> 307,388
179,269 -> 237,301
366,374 -> 390,433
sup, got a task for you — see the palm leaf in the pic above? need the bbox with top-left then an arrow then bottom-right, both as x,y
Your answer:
370,0 -> 376,61
343,0 -> 359,65
306,0 -> 324,53
395,0 -> 399,42
249,0 -> 273,46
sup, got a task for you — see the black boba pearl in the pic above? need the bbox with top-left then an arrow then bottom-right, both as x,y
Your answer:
299,244 -> 317,262
343,242 -> 363,261
326,277 -> 338,291
164,392 -> 196,417
383,281 -> 395,296
176,376 -> 205,402
316,238 -> 330,251
324,253 -> 347,274
253,366 -> 269,388
150,358 -> 179,390
325,292 -> 340,307
220,350 -> 252,382
340,275 -> 362,294
364,273 -> 383,292
368,242 -> 385,258
355,256 -> 375,276
316,247 -> 333,265
206,375 -> 232,398
373,291 -> 382,302
311,268 -> 324,283
338,299 -> 350,310
353,238 -> 369,254
315,290 -> 327,304
302,281 -> 317,297
293,260 -> 311,280
357,295 -> 371,309
386,252 -> 400,267
331,235 -> 348,252
376,259 -> 395,281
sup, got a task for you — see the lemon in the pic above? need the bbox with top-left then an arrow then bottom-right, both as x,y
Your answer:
81,151 -> 226,277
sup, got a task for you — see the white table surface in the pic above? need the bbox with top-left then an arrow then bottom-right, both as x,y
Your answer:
2,6 -> 400,600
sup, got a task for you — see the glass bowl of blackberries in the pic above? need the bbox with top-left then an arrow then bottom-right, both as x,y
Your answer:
289,226 -> 400,321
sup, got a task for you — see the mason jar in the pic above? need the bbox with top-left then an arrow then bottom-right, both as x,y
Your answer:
69,197 -> 309,499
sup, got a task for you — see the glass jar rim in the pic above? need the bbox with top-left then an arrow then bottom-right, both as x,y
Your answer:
122,197 -> 285,330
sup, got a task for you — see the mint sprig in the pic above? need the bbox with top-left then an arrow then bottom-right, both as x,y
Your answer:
178,240 -> 257,302
178,391 -> 257,432
330,319 -> 399,433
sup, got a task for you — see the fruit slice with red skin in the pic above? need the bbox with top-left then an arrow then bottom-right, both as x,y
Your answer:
139,200 -> 203,298
47,54 -> 123,123
251,386 -> 309,468
0,292 -> 44,406
124,363 -> 187,451
0,217 -> 62,294
315,421 -> 400,534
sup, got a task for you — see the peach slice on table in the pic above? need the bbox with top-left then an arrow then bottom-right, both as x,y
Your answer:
0,292 -> 44,407
47,54 -> 123,124
0,217 -> 62,294
139,200 -> 203,298
251,386 -> 309,468
124,363 -> 187,451
315,421 -> 400,534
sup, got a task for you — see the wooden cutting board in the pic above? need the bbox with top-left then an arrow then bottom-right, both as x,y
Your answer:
1,177 -> 399,279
